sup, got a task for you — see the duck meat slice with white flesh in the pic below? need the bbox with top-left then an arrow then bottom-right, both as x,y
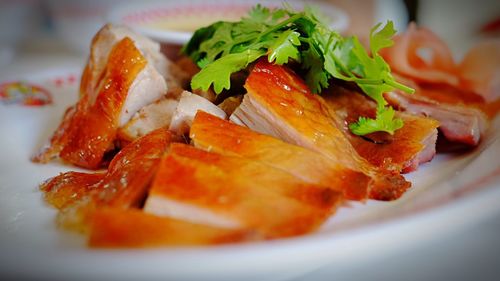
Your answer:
230,59 -> 410,201
144,143 -> 342,239
32,24 -> 171,169
88,208 -> 253,248
118,97 -> 179,142
385,76 -> 488,146
190,111 -> 371,201
40,128 -> 173,231
168,91 -> 227,135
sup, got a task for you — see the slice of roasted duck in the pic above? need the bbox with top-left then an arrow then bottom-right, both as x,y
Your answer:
144,143 -> 342,239
33,25 -> 172,168
386,75 -> 488,146
40,128 -> 173,230
386,90 -> 487,146
231,60 -> 410,200
118,90 -> 225,142
88,208 -> 252,247
323,86 -> 439,173
190,111 -> 371,200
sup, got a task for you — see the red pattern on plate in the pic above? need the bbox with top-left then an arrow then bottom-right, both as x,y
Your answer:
51,74 -> 78,88
0,81 -> 52,106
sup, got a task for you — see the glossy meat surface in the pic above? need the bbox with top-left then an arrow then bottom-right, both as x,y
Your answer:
191,111 -> 371,200
232,60 -> 410,200
41,128 -> 173,229
41,172 -> 105,210
34,37 -> 148,168
145,143 -> 342,238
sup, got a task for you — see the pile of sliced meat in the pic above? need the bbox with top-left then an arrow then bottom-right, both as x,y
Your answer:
34,24 -> 498,248
381,23 -> 499,146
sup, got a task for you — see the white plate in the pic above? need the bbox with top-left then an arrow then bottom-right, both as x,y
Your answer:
108,0 -> 350,45
0,66 -> 499,281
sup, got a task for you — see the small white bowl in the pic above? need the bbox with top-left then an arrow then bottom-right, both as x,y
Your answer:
108,0 -> 349,45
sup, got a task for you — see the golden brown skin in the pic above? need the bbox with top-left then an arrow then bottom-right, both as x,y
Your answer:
148,143 -> 343,239
242,60 -> 410,200
88,208 -> 252,248
191,111 -> 370,200
41,172 -> 105,210
40,128 -> 173,230
33,37 -> 147,169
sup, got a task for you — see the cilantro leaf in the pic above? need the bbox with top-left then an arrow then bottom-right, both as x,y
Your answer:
267,30 -> 301,65
370,21 -> 396,55
302,45 -> 330,93
191,50 -> 264,93
349,106 -> 403,135
183,4 -> 414,136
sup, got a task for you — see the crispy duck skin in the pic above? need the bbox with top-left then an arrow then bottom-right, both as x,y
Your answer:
323,86 -> 439,173
231,60 -> 410,200
88,208 -> 252,248
32,25 -> 171,168
40,128 -> 172,229
41,172 -> 105,210
190,111 -> 371,200
144,143 -> 342,239
33,37 -> 148,168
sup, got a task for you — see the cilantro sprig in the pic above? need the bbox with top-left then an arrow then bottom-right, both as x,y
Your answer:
182,4 -> 414,135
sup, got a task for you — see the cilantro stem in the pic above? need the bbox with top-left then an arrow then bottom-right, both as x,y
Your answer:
259,13 -> 303,39
385,79 -> 415,93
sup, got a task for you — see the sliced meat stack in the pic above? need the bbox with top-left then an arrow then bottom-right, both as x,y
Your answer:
33,24 -> 222,168
41,128 -> 173,230
144,143 -> 342,239
231,60 -> 411,200
381,23 -> 499,146
191,111 -> 371,200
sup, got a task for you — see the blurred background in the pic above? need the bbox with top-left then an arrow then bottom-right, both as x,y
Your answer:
0,0 -> 498,68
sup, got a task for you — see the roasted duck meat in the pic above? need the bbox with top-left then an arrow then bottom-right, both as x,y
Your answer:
386,88 -> 487,146
381,23 -> 498,146
88,208 -> 251,247
231,60 -> 410,200
40,128 -> 173,230
190,111 -> 371,200
323,86 -> 439,173
33,25 -> 172,168
144,143 -> 342,239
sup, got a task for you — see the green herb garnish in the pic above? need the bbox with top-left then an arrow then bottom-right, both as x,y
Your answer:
182,4 -> 413,135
